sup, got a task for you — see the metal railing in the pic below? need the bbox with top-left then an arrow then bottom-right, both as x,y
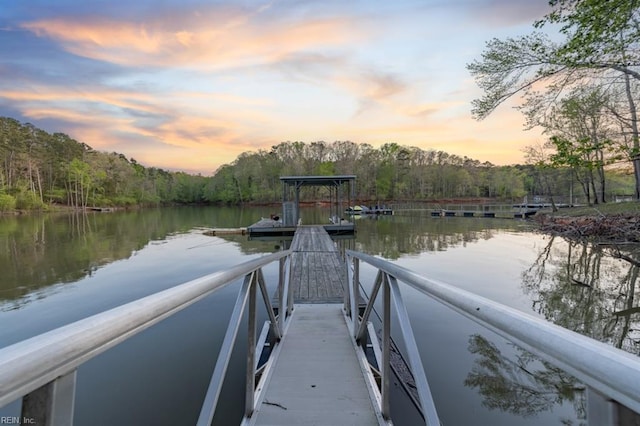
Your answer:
0,249 -> 292,426
345,249 -> 640,426
6,244 -> 640,425
344,251 -> 441,425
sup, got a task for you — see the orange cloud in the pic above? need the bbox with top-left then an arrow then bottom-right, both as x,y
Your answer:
21,7 -> 364,70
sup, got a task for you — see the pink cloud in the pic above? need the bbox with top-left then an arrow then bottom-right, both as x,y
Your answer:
21,7 -> 365,70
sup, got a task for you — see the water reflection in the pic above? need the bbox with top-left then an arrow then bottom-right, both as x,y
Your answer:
354,214 -> 528,259
212,212 -> 531,260
0,207 -> 277,309
522,236 -> 640,355
464,334 -> 586,422
0,212 -> 138,310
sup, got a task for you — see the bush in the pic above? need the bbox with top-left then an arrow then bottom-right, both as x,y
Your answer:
45,188 -> 67,204
89,195 -> 112,207
0,193 -> 16,211
15,191 -> 45,210
112,196 -> 137,206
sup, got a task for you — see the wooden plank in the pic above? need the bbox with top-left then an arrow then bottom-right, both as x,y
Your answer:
291,226 -> 337,253
286,226 -> 345,304
251,304 -> 379,426
315,253 -> 328,301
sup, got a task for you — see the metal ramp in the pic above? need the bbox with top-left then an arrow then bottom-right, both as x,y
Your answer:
247,304 -> 382,425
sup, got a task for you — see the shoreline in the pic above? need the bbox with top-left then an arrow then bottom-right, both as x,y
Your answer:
534,209 -> 640,243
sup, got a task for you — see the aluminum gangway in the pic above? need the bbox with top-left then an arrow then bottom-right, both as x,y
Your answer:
244,226 -> 394,425
1,226 -> 640,425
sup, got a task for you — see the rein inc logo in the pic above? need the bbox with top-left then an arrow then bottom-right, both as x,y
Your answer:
0,418 -> 35,425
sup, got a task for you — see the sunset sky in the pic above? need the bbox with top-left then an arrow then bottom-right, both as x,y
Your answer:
0,0 -> 554,175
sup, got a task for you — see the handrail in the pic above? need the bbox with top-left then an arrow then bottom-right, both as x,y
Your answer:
0,249 -> 291,411
346,249 -> 640,416
345,257 -> 440,425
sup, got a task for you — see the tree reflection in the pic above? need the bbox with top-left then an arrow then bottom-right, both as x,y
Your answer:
522,237 -> 640,354
464,334 -> 586,422
352,215 -> 517,259
221,214 -> 525,259
0,206 -> 251,309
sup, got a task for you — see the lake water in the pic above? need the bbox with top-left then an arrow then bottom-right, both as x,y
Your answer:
1,206 -> 638,425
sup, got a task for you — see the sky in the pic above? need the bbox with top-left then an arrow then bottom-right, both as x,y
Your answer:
0,0 -> 554,175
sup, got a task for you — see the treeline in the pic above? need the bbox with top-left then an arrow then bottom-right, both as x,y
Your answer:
0,117 -> 634,211
206,141 -> 529,203
0,117 -> 208,211
205,140 -> 633,204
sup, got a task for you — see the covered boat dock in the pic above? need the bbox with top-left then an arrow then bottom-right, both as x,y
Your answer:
248,175 -> 356,237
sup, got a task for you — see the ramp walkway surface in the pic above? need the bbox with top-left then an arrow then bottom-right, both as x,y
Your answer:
249,304 -> 379,425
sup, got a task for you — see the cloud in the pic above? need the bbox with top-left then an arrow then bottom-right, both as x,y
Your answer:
458,0 -> 550,27
20,5 -> 365,71
1,0 -> 554,174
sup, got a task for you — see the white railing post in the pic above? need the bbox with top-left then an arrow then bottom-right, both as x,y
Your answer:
196,273 -> 253,426
256,269 -> 281,341
343,255 -> 351,315
350,257 -> 360,335
21,370 -> 76,426
355,271 -> 382,343
388,275 -> 440,425
245,271 -> 258,418
381,273 -> 391,420
278,257 -> 286,332
286,256 -> 294,317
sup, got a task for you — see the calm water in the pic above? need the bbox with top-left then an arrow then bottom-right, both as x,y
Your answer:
0,206 -> 638,425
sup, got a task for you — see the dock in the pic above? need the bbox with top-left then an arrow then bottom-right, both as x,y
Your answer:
249,225 -> 382,424
248,175 -> 357,237
288,225 -> 346,303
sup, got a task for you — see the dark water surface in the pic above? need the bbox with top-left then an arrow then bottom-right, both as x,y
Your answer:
1,206 -> 638,425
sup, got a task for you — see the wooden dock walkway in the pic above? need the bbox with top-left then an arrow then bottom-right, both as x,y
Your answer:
250,226 -> 384,425
289,226 -> 346,304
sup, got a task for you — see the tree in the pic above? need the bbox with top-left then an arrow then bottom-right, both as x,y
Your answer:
468,0 -> 640,197
523,142 -> 561,210
542,88 -> 617,204
67,158 -> 93,208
